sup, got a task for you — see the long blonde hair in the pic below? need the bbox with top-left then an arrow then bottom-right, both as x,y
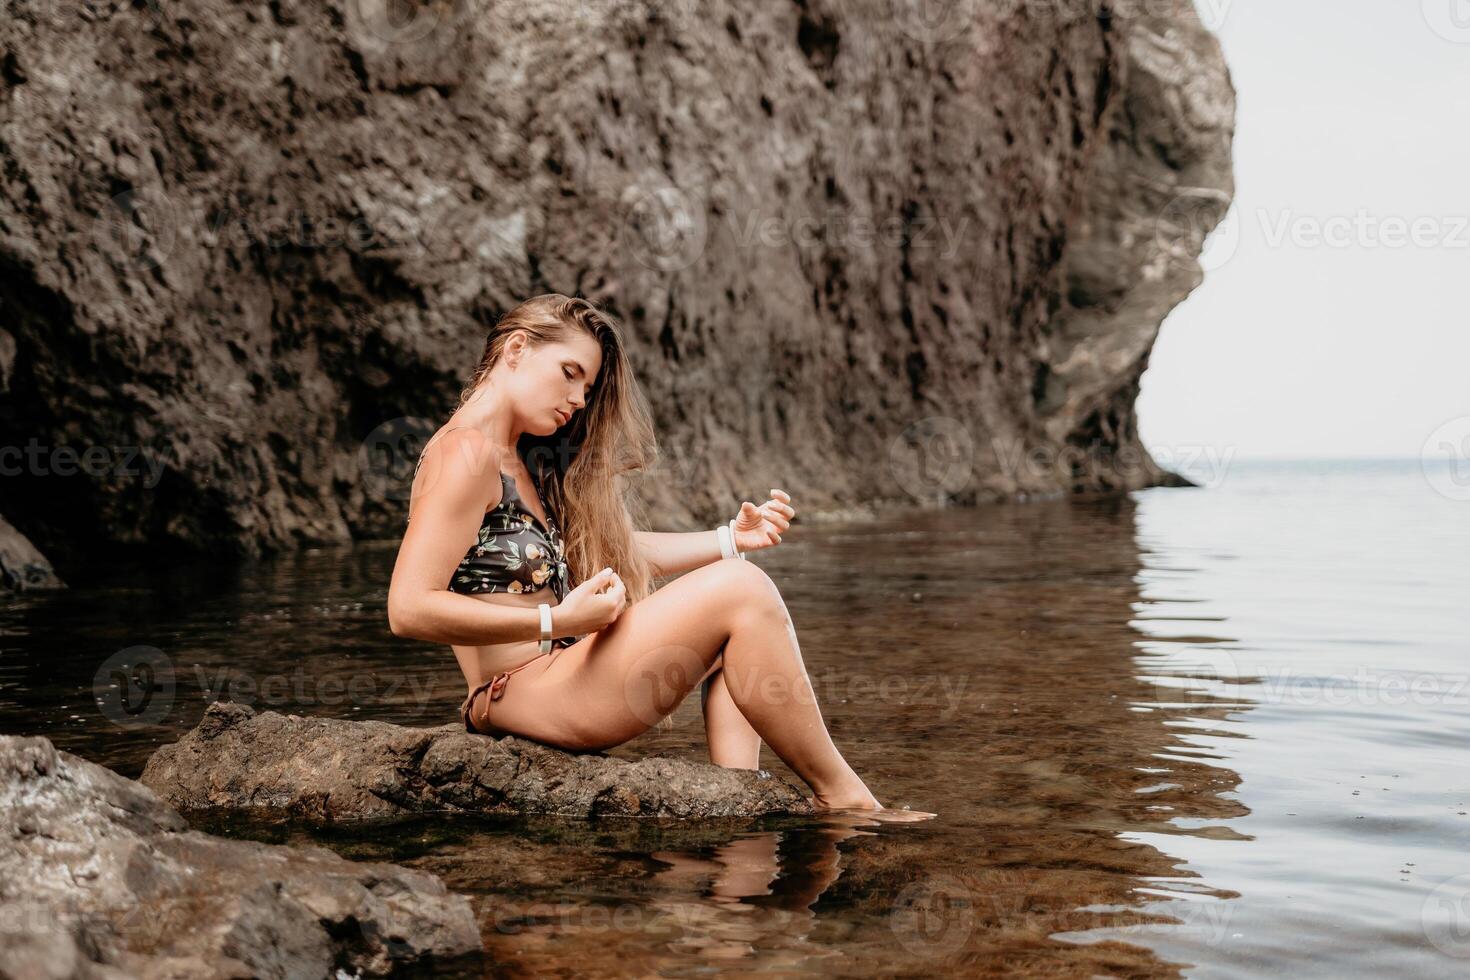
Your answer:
459,294 -> 659,605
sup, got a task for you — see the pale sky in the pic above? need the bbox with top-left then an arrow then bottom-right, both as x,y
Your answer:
1138,0 -> 1470,459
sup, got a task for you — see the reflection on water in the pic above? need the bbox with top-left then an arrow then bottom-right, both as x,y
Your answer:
1058,459 -> 1470,977
1,460 -> 1465,975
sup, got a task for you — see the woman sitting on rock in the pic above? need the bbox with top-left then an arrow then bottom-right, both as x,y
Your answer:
388,293 -> 916,816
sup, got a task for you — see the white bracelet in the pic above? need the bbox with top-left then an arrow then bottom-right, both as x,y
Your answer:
716,521 -> 747,561
538,602 -> 553,654
729,518 -> 747,560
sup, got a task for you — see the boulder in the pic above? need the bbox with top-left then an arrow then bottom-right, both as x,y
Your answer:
0,735 -> 481,979
140,702 -> 815,824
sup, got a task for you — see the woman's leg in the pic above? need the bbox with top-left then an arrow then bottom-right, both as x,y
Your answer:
702,660 -> 762,769
484,559 -> 881,808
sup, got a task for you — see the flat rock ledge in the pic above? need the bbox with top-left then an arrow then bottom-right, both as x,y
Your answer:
0,734 -> 480,980
140,702 -> 816,824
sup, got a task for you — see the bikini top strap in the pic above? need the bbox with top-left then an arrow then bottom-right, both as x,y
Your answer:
406,425 -> 473,525
413,424 -> 473,475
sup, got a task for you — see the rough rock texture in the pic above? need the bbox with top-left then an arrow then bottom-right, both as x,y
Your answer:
1037,7 -> 1235,489
0,513 -> 63,591
140,701 -> 816,823
0,734 -> 481,979
0,0 -> 1233,579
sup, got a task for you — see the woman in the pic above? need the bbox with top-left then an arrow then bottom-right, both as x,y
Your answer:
388,293 -> 913,815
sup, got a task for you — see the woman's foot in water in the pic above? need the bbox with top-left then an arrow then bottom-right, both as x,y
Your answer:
813,788 -> 937,822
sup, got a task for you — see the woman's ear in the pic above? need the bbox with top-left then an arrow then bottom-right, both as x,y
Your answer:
505,333 -> 523,369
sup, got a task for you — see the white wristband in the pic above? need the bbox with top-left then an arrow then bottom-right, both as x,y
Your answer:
538,602 -> 553,654
716,523 -> 736,560
729,519 -> 747,560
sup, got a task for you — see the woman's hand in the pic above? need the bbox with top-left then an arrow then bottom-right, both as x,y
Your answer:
554,568 -> 626,635
731,489 -> 795,556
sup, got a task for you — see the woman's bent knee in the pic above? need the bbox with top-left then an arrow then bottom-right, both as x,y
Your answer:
695,559 -> 783,622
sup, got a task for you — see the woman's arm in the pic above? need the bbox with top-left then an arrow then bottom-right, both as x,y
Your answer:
635,529 -> 729,579
387,429 -> 552,646
391,589 -> 550,647
637,490 -> 794,577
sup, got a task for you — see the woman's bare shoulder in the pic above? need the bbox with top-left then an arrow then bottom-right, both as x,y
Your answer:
408,427 -> 504,521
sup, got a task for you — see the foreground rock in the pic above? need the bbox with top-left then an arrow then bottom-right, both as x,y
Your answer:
0,735 -> 480,979
141,702 -> 815,824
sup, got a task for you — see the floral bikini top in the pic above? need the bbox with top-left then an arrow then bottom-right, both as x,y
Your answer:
450,469 -> 571,601
407,428 -> 571,603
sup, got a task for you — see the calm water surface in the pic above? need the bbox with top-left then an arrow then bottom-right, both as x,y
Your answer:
2,460 -> 1467,977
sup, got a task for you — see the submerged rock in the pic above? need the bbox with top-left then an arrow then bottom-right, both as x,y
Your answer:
0,734 -> 480,979
140,702 -> 815,824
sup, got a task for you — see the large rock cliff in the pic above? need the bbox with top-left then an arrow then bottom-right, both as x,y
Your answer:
0,0 -> 1233,584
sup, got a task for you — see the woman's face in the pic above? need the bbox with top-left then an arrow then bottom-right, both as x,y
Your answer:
510,330 -> 604,435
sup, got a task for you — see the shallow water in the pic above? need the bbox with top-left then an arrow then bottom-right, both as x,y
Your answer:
3,459 -> 1467,976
